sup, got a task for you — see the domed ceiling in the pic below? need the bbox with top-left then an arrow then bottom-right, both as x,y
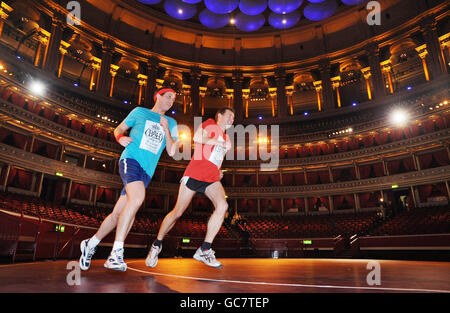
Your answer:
136,0 -> 369,32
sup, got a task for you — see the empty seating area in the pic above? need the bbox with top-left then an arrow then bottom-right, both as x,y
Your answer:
241,212 -> 381,239
0,191 -> 448,240
370,206 -> 450,236
0,191 -> 233,237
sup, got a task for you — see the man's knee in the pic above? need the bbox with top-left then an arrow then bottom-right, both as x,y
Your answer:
215,202 -> 228,215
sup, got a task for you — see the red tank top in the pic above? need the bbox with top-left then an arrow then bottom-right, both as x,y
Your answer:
183,119 -> 230,183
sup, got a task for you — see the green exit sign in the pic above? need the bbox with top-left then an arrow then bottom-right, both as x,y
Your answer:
55,225 -> 65,232
182,238 -> 190,243
303,240 -> 312,245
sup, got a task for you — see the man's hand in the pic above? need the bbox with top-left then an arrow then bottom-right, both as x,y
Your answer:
222,140 -> 232,151
160,116 -> 169,131
118,136 -> 133,147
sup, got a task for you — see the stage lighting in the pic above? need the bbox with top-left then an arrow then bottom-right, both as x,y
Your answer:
390,109 -> 409,126
29,80 -> 46,96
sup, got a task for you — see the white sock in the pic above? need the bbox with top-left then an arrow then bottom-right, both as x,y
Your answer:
112,241 -> 124,251
88,236 -> 100,248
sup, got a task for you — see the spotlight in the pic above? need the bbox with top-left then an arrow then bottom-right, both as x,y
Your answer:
178,9 -> 183,14
304,112 -> 308,116
390,109 -> 409,126
73,83 -> 79,87
230,18 -> 235,25
258,116 -> 263,120
0,65 -> 3,70
352,102 -> 357,107
124,100 -> 128,104
407,86 -> 412,91
29,80 -> 46,96
171,110 -> 176,115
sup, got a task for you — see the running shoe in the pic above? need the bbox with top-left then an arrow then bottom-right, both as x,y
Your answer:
145,244 -> 162,268
104,248 -> 127,272
193,247 -> 222,269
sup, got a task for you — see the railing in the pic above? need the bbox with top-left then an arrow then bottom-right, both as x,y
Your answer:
333,235 -> 346,256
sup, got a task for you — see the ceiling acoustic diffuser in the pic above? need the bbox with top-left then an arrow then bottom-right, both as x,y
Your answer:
138,0 -> 368,31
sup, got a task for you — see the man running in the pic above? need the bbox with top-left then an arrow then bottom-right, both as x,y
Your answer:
146,107 -> 235,269
79,88 -> 179,272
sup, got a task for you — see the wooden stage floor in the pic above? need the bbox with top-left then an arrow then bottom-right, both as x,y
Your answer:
0,258 -> 449,293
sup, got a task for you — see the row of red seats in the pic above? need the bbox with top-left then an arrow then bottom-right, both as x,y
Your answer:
1,191 -> 448,239
370,206 -> 450,236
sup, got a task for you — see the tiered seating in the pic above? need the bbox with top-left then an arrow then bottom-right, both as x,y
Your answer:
370,206 -> 450,236
0,191 -> 233,237
331,212 -> 380,237
1,191 -> 448,239
242,215 -> 336,238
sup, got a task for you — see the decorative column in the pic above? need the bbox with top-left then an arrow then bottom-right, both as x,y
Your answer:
37,173 -> 44,197
410,186 -> 417,208
97,40 -> 114,97
269,88 -> 277,117
182,85 -> 191,114
381,60 -> 394,94
242,89 -> 250,118
0,2 -> 13,39
109,64 -> 119,98
415,44 -> 430,81
190,68 -> 201,116
232,70 -> 244,122
145,57 -> 159,107
361,67 -> 373,100
331,76 -> 342,108
34,29 -> 49,68
420,17 -> 447,78
89,56 -> 101,91
313,81 -> 323,111
365,42 -> 386,99
57,41 -> 70,78
285,86 -> 294,115
354,194 -> 360,212
199,86 -> 207,116
137,74 -> 148,105
318,59 -> 335,111
275,68 -> 288,118
226,89 -> 234,108
43,14 -> 65,75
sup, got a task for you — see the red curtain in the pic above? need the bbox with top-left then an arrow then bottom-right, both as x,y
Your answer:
12,133 -> 27,149
333,195 -> 354,210
146,195 -> 164,209
388,158 -> 415,174
359,192 -> 379,207
261,199 -> 281,213
7,168 -> 32,189
0,127 -> 9,142
71,183 -> 90,201
309,197 -> 329,211
362,135 -> 373,148
238,199 -> 257,213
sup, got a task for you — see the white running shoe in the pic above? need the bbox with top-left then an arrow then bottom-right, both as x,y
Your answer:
193,247 -> 222,269
145,244 -> 162,268
104,248 -> 127,272
79,239 -> 97,271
